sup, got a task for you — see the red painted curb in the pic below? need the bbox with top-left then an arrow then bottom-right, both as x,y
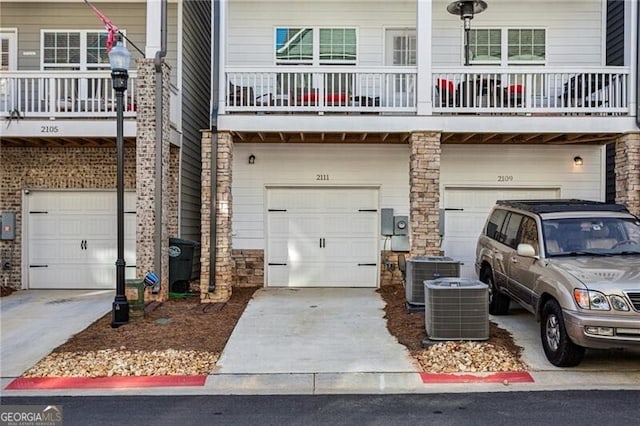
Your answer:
420,371 -> 534,384
5,375 -> 207,390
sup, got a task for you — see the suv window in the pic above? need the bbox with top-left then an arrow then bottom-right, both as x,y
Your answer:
486,208 -> 508,240
501,213 -> 524,248
518,216 -> 539,255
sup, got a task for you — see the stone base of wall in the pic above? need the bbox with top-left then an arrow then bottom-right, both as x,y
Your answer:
380,251 -> 405,287
232,249 -> 264,287
615,134 -> 640,217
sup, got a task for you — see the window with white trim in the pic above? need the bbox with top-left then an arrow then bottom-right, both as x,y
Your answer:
275,27 -> 357,65
469,28 -> 546,65
41,30 -> 117,70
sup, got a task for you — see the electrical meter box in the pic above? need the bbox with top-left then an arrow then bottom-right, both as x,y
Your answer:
1,212 -> 16,240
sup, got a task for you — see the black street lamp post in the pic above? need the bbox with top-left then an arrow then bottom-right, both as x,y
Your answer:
109,34 -> 131,328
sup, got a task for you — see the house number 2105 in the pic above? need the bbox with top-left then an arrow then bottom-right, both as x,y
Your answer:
316,174 -> 330,181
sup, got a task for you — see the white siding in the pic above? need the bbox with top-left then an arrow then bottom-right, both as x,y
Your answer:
226,0 -> 604,67
440,144 -> 605,202
232,144 -> 410,249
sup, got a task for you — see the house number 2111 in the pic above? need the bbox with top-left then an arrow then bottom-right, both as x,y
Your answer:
316,174 -> 330,181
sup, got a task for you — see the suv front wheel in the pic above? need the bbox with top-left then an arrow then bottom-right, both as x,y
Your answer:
540,299 -> 585,367
481,269 -> 510,315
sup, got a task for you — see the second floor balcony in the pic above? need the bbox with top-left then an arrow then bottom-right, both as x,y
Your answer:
224,66 -> 632,116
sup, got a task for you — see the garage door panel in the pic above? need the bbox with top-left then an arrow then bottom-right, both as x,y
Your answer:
443,187 -> 559,278
30,240 -> 82,262
266,188 -> 379,287
29,216 -> 59,238
27,191 -> 136,289
323,213 -> 377,235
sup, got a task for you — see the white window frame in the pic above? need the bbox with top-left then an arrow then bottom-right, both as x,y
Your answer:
40,29 -> 126,70
274,26 -> 358,66
468,27 -> 547,66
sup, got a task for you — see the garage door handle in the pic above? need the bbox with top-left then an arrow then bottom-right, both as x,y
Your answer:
268,263 -> 287,266
268,209 -> 287,212
358,263 -> 376,266
30,264 -> 48,268
358,209 -> 377,212
444,208 -> 464,211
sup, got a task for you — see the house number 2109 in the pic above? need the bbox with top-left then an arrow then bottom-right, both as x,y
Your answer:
316,174 -> 330,181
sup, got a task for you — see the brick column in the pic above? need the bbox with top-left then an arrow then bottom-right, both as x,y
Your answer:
615,133 -> 640,217
135,59 -> 171,302
409,132 -> 442,257
200,131 -> 234,303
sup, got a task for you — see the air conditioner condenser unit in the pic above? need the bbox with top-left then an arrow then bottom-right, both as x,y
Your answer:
424,277 -> 489,341
404,256 -> 460,306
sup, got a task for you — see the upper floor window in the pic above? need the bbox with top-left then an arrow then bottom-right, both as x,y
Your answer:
469,28 -> 546,65
275,27 -> 357,65
41,30 -> 116,70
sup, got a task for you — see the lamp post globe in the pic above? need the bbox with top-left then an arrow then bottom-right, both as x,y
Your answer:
109,33 -> 131,328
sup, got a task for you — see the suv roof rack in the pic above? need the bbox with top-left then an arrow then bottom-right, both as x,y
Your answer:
496,199 -> 630,214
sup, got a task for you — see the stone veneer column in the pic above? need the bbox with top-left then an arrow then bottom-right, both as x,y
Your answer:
409,132 -> 442,257
136,59 -> 172,302
615,133 -> 640,217
200,131 -> 234,303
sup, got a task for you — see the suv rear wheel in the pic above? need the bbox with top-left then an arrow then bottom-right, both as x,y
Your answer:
481,269 -> 510,315
540,299 -> 585,367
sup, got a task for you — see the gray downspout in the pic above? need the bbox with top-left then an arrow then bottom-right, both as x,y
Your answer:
209,0 -> 220,293
153,0 -> 167,293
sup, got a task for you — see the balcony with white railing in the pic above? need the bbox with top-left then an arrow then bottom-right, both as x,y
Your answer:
0,71 -> 138,119
224,66 -> 631,116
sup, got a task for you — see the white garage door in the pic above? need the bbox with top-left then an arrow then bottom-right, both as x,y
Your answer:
442,188 -> 559,278
27,191 -> 136,289
266,188 -> 379,287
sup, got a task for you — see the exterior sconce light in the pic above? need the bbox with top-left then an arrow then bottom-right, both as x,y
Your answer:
573,156 -> 584,166
248,154 -> 256,164
447,0 -> 488,66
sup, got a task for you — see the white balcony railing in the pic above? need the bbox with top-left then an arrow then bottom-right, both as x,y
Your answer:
225,66 -> 630,115
0,71 -> 138,119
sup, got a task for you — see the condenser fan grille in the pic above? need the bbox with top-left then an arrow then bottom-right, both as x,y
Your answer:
425,278 -> 489,341
405,256 -> 460,305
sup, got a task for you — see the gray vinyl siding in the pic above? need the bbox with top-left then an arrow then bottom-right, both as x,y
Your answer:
0,2 -> 179,83
606,0 -> 625,66
180,0 -> 211,249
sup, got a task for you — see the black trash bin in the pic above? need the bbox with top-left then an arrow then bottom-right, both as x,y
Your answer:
168,238 -> 200,293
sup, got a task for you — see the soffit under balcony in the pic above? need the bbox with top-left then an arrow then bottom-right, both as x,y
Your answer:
0,137 -> 136,148
230,131 -> 619,145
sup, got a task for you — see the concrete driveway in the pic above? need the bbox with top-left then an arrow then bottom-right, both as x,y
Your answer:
492,306 -> 640,386
216,288 -> 418,374
0,289 -> 113,378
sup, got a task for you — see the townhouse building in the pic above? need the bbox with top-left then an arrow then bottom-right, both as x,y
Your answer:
0,0 -> 207,300
1,0 -> 639,306
199,0 -> 640,303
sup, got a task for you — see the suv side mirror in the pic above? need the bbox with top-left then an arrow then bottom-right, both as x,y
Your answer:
517,243 -> 538,258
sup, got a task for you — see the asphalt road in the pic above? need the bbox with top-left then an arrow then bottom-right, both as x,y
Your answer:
2,391 -> 639,426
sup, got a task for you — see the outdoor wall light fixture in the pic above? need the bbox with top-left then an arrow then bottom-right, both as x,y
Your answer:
574,156 -> 584,166
447,0 -> 488,66
248,154 -> 256,164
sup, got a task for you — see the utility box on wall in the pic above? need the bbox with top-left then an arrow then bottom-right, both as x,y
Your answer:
1,212 -> 16,240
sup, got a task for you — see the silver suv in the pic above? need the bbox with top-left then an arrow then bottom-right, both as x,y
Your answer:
475,199 -> 640,367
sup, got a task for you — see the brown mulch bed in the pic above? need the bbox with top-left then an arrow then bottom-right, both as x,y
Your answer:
378,283 -> 522,355
1,286 -> 16,297
55,287 -> 258,353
